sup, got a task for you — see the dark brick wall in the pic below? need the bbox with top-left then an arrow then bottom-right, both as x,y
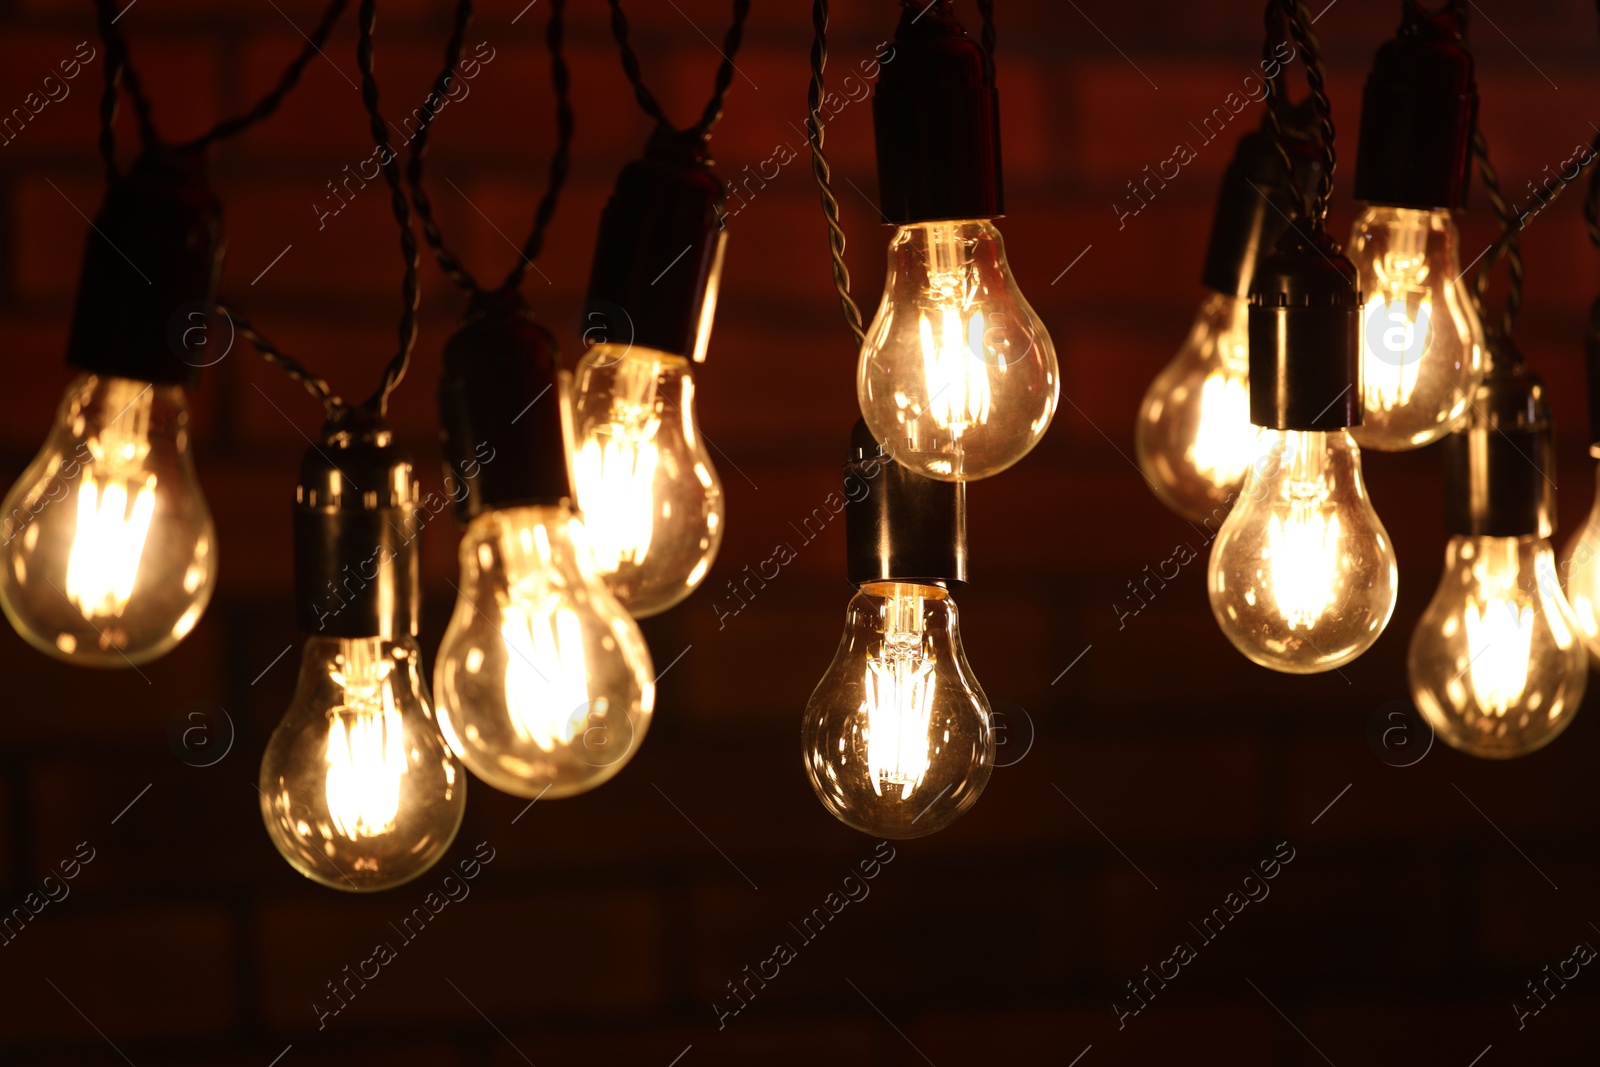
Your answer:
1,1 -> 1599,1063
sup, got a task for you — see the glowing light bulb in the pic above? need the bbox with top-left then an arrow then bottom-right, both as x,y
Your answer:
1207,429 -> 1398,673
1348,206 -> 1484,451
857,220 -> 1057,482
1410,536 -> 1585,758
260,635 -> 466,892
1136,292 -> 1260,520
0,374 -> 215,665
803,581 -> 992,838
1561,464 -> 1600,658
570,343 -> 724,617
434,505 -> 655,799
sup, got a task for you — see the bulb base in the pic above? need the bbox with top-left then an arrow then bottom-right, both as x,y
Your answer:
844,420 -> 967,588
1444,336 -> 1555,538
66,145 -> 224,386
585,127 -> 728,363
1200,109 -> 1323,298
438,290 -> 572,523
1352,7 -> 1477,210
871,2 -> 1003,225
1247,229 -> 1362,431
293,414 -> 422,639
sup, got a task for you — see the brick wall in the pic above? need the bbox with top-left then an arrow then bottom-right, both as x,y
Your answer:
1,1 -> 1599,1063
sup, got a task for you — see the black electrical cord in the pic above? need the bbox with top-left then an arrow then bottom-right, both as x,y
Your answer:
1262,0 -> 1336,229
405,0 -> 573,299
607,0 -> 751,138
805,0 -> 866,349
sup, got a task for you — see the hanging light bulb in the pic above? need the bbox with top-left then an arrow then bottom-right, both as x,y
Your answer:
855,1 -> 1057,483
1347,4 -> 1484,451
260,419 -> 465,891
433,292 -> 655,799
803,422 -> 992,838
1560,297 -> 1600,656
1208,230 -> 1398,673
572,128 -> 728,616
1411,345 -> 1585,757
1137,124 -> 1313,521
0,147 -> 221,666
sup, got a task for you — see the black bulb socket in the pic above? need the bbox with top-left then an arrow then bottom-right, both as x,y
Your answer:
66,144 -> 225,387
584,125 -> 728,363
438,288 -> 571,525
293,411 -> 422,639
844,420 -> 967,590
872,0 -> 1003,225
1444,336 -> 1555,539
1352,6 -> 1477,210
1248,228 -> 1362,431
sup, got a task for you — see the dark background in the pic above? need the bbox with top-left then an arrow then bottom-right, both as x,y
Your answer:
1,0 -> 1599,1063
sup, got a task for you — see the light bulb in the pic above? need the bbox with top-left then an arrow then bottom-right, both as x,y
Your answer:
259,635 -> 466,892
1347,206 -> 1484,451
0,373 -> 215,665
803,581 -> 992,838
1136,292 -> 1259,520
569,342 -> 724,617
1561,462 -> 1600,657
1207,429 -> 1398,673
1410,536 -> 1585,758
856,220 -> 1057,482
434,505 -> 655,799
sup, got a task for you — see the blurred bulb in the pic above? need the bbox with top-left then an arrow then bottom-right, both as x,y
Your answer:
1410,536 -> 1585,758
260,635 -> 465,892
0,373 -> 215,665
1562,464 -> 1600,658
1136,292 -> 1260,520
570,343 -> 724,617
1348,206 -> 1484,451
1208,429 -> 1398,673
857,220 -> 1057,482
803,581 -> 992,838
434,505 -> 655,799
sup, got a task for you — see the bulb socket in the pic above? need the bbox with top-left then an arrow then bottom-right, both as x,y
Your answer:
1200,106 -> 1324,298
1248,227 -> 1363,431
1585,295 -> 1600,454
66,144 -> 225,386
584,125 -> 728,363
872,1 -> 1003,225
1445,335 -> 1556,539
293,412 -> 422,639
1352,6 -> 1477,210
438,289 -> 572,524
844,420 -> 967,589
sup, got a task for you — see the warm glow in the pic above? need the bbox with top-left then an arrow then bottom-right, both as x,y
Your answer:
500,522 -> 592,751
916,304 -> 993,435
1265,439 -> 1342,630
65,473 -> 157,619
1362,290 -> 1433,412
861,588 -> 935,798
324,640 -> 407,840
1187,367 -> 1255,483
1463,543 -> 1537,717
573,353 -> 665,574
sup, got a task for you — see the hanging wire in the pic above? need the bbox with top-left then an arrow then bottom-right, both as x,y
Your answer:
606,0 -> 751,137
406,0 -> 572,298
1262,0 -> 1336,228
220,305 -> 348,419
805,0 -> 866,349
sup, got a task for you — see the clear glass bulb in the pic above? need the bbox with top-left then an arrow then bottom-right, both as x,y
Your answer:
1410,536 -> 1585,758
1561,464 -> 1600,658
0,373 -> 216,666
1347,206 -> 1485,451
1135,292 -> 1259,520
569,343 -> 724,618
857,219 -> 1058,482
802,581 -> 993,839
259,635 -> 466,892
434,504 -> 655,799
1207,429 -> 1398,673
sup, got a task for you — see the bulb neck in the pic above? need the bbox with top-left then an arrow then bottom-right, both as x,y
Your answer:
584,126 -> 728,364
1352,6 -> 1477,210
66,144 -> 224,387
871,2 -> 1003,225
1247,228 -> 1362,431
438,291 -> 573,523
844,420 -> 967,588
293,418 -> 422,640
1444,335 -> 1555,538
1200,111 -> 1324,297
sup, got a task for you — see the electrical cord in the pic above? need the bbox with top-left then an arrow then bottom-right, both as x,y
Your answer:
1262,0 -> 1336,229
607,0 -> 751,138
805,0 -> 866,349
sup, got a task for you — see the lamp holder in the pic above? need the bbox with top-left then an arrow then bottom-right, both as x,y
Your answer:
844,419 -> 967,589
1248,227 -> 1362,430
1444,334 -> 1555,538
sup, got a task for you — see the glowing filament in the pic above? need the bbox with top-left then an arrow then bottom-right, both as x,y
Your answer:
1267,504 -> 1342,630
324,642 -> 406,840
1463,550 -> 1537,716
501,522 -> 592,751
860,592 -> 935,797
1187,368 -> 1255,483
917,306 -> 992,435
575,358 -> 664,572
65,473 -> 157,619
